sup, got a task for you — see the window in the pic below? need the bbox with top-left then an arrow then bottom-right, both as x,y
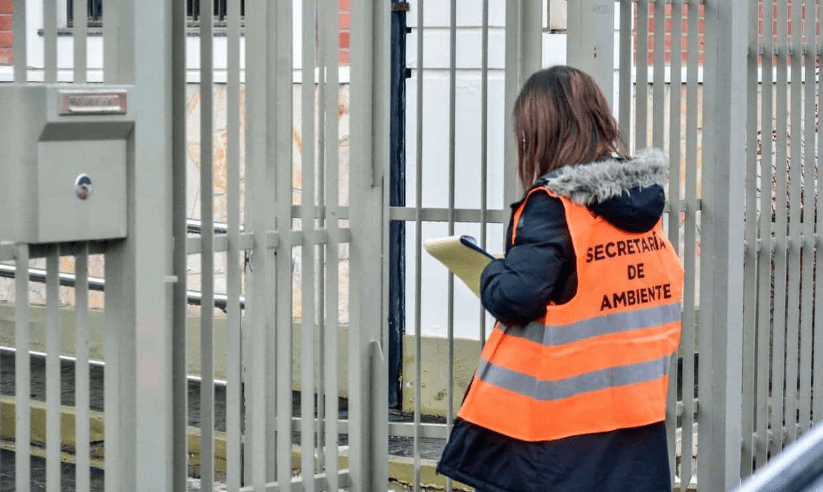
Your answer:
67,0 -> 246,28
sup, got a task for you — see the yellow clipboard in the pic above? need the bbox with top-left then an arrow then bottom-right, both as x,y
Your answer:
424,235 -> 495,297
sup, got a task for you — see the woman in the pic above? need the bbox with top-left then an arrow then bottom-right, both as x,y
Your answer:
437,66 -> 684,492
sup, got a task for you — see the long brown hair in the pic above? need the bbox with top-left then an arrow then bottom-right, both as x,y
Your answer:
512,66 -> 626,189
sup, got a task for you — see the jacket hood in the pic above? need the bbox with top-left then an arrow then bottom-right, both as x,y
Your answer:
537,148 -> 669,233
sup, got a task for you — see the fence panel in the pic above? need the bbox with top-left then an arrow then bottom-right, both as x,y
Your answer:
0,0 -> 367,489
743,0 -> 823,485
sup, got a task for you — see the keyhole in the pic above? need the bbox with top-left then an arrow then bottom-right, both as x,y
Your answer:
75,174 -> 93,200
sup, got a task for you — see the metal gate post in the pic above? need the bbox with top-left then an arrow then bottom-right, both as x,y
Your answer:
566,1 -> 615,107
350,0 -> 390,489
503,0 -> 542,207
103,0 -> 176,488
101,0 -> 138,489
698,0 -> 748,489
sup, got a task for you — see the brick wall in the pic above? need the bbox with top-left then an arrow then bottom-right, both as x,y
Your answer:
339,0 -> 350,65
636,2 -> 705,66
0,0 -> 12,65
637,0 -> 821,67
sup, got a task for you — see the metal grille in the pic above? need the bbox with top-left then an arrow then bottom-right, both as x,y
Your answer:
1,0 -> 384,489
618,1 -> 703,489
741,0 -> 823,481
4,0 -> 822,491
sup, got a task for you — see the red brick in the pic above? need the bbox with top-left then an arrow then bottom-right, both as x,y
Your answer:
0,0 -> 10,14
338,49 -> 350,65
339,12 -> 350,30
0,14 -> 11,30
0,31 -> 12,48
339,31 -> 349,49
0,47 -> 11,64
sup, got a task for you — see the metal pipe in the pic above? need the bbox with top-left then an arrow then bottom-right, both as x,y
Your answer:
733,424 -> 823,492
0,264 -> 245,312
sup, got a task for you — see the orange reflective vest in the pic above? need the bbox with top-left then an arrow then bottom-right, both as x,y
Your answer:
457,189 -> 684,442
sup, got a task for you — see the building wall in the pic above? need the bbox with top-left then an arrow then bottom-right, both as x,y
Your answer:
639,2 -> 706,66
0,0 -> 11,64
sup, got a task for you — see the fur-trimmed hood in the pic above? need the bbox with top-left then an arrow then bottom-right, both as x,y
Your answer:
535,148 -> 669,233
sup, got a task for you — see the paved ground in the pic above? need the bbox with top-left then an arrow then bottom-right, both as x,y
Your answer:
0,350 -> 448,489
0,449 -> 106,492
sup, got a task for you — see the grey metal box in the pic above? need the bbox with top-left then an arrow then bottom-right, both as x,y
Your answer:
0,85 -> 134,244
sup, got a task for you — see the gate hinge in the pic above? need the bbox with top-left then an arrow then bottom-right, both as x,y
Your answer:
392,2 -> 410,13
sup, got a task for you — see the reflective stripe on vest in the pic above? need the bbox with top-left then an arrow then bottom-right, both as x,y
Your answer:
457,188 -> 685,442
506,302 -> 681,347
476,353 -> 672,401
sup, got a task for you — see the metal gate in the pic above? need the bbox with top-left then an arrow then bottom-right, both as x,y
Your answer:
0,0 -> 388,490
395,1 -> 819,492
1,0 -> 821,491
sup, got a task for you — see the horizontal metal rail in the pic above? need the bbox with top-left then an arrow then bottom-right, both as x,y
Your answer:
237,470 -> 352,492
0,264 -> 244,312
754,45 -> 823,57
388,200 -> 699,224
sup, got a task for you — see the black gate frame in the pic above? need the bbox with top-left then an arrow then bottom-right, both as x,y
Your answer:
388,0 -> 409,409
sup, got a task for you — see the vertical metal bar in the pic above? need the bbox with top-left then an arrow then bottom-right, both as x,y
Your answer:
104,255 -> 123,489
374,0 -> 391,484
740,0 -> 760,476
315,6 -> 327,475
350,0 -> 390,487
322,0 -> 340,487
103,0 -> 134,84
274,2 -> 294,490
172,0 -> 189,486
799,0 -> 816,436
300,0 -> 317,488
132,0 -> 175,484
73,0 -> 87,83
771,0 -> 789,458
45,248 -> 61,491
503,0 -> 542,206
200,0 -> 216,487
680,2 -> 699,483
619,0 -> 633,150
12,0 -> 26,82
413,0 -> 424,489
266,1 -> 280,484
697,0 -> 748,488
636,0 -> 649,150
784,0 -> 803,446
445,1 -> 456,490
815,0 -> 823,427
566,0 -> 615,105
652,0 -> 665,150
665,0 -> 683,482
668,0 -> 683,262
479,0 -> 489,345
75,246 -> 91,492
226,0 -> 242,488
756,0 -> 775,468
43,0 -> 56,83
245,0 -> 270,488
14,244 -> 30,490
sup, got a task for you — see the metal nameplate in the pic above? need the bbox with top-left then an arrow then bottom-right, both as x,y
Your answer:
58,90 -> 128,116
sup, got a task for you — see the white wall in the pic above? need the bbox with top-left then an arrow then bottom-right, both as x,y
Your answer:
403,0 -> 572,339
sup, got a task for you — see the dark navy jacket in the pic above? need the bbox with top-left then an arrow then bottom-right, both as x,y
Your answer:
437,150 -> 674,492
